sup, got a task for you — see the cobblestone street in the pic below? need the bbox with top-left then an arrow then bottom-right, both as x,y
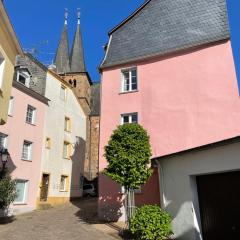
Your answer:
0,198 -> 120,240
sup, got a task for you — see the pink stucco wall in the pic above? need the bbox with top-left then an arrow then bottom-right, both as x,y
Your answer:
99,41 -> 240,221
0,86 -> 46,213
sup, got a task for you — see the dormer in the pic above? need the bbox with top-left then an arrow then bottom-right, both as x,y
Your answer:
16,67 -> 31,88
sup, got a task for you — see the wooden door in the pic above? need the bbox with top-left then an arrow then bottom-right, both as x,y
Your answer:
197,171 -> 240,240
40,174 -> 49,201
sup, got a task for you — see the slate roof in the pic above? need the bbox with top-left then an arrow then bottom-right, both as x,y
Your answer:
90,83 -> 100,116
101,0 -> 230,68
54,23 -> 71,73
15,53 -> 47,96
70,23 -> 86,73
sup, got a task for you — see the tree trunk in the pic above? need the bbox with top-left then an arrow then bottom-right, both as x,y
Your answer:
125,187 -> 136,229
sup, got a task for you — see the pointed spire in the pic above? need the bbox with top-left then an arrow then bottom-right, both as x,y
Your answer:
54,8 -> 70,74
70,8 -> 86,73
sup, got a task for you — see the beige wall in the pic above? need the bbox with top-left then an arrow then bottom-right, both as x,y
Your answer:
38,72 -> 87,206
0,2 -> 22,124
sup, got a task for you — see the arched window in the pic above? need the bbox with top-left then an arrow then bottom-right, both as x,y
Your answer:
73,79 -> 77,87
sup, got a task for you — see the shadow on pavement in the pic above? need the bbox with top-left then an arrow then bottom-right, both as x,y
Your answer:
0,216 -> 16,225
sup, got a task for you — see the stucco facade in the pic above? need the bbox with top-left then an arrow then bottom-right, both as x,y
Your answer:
0,82 -> 47,214
38,71 -> 87,207
0,2 -> 22,125
157,138 -> 240,240
99,40 -> 240,221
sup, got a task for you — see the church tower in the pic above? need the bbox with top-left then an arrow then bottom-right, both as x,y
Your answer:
54,9 -> 70,74
53,9 -> 99,182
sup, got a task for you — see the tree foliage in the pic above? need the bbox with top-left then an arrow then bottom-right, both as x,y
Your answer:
104,123 -> 152,189
0,170 -> 17,210
130,205 -> 173,240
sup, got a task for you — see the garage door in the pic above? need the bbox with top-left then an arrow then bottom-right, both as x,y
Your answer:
197,171 -> 240,240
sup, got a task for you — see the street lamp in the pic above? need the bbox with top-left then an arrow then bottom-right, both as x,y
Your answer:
0,148 -> 10,175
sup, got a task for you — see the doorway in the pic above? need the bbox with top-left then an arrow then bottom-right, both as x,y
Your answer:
40,174 -> 50,202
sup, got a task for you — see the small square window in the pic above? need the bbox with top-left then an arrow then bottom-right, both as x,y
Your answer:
46,137 -> 51,149
64,117 -> 71,132
60,175 -> 68,192
60,85 -> 67,101
26,105 -> 36,124
8,96 -> 14,116
0,132 -> 8,149
122,68 -> 138,92
14,180 -> 29,204
121,113 -> 138,125
22,140 -> 33,161
63,141 -> 71,159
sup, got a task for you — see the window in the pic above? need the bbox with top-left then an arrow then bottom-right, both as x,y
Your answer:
60,85 -> 67,101
46,137 -> 51,149
17,71 -> 30,87
121,113 -> 138,124
26,105 -> 36,124
121,68 -> 138,92
14,180 -> 28,204
8,96 -> 14,116
64,117 -> 71,132
22,140 -> 33,161
0,52 -> 5,89
63,141 -> 71,159
60,175 -> 68,191
0,133 -> 8,149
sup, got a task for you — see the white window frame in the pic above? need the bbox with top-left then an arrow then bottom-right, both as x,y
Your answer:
121,113 -> 138,125
14,180 -> 29,205
17,70 -> 30,87
121,68 -> 138,93
8,96 -> 14,116
0,53 -> 5,89
26,105 -> 36,124
21,140 -> 33,161
60,84 -> 67,101
60,175 -> 68,192
0,132 -> 8,149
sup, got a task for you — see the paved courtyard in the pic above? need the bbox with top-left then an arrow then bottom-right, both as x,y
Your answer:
0,198 -> 120,240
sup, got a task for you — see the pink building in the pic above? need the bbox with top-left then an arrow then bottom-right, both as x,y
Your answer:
0,56 -> 48,215
98,0 -> 240,231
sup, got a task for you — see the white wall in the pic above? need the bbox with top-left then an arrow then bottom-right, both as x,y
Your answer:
40,72 -> 86,200
158,141 -> 240,240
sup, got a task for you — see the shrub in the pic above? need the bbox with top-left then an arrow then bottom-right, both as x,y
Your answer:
130,205 -> 173,240
0,171 -> 17,210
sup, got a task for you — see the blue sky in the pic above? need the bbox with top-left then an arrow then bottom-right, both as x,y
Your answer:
5,0 -> 144,82
4,0 -> 240,84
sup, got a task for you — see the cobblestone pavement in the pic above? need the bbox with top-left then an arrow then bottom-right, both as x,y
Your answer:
0,198 -> 119,240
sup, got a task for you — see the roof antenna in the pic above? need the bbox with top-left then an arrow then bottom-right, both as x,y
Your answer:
64,8 -> 68,25
77,8 -> 80,25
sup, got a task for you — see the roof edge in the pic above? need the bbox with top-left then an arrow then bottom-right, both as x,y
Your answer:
100,38 -> 229,70
108,0 -> 152,36
152,136 -> 240,161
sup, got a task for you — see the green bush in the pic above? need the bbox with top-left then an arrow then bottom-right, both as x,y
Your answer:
130,205 -> 173,240
0,171 -> 17,210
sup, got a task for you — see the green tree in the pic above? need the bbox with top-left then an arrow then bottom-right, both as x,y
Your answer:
0,170 -> 17,210
104,123 -> 152,227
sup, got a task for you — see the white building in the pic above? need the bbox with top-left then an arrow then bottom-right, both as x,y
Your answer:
156,136 -> 240,240
38,70 -> 86,207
